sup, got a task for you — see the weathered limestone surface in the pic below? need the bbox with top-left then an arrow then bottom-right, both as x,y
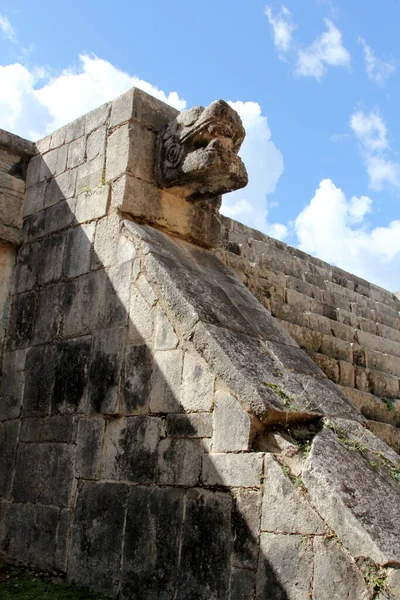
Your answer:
0,88 -> 399,600
218,215 -> 400,451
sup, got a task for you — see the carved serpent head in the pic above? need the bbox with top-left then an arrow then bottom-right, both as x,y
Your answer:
155,100 -> 248,201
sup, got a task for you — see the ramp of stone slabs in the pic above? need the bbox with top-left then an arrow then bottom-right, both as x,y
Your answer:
123,220 -> 362,426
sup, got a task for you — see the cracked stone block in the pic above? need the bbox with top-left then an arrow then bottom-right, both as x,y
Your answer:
20,415 -> 77,443
52,336 -> 91,415
69,482 -> 128,595
261,454 -> 324,535
88,327 -> 124,414
256,533 -> 313,600
120,486 -> 185,600
231,489 -> 262,570
213,390 -> 253,452
62,222 -> 95,278
23,344 -> 56,417
176,488 -> 232,600
128,287 -> 154,343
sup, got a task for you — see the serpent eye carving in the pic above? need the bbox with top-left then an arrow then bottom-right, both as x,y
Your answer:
164,137 -> 183,168
155,99 -> 248,201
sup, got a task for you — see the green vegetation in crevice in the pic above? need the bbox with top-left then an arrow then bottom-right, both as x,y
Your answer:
325,422 -> 400,487
0,563 -> 111,600
356,558 -> 388,598
264,382 -> 297,410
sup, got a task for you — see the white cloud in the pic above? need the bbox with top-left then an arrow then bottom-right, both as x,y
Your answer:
221,101 -> 286,239
294,179 -> 400,291
0,54 -> 186,140
359,37 -> 395,85
265,5 -> 296,55
296,19 -> 351,80
350,110 -> 400,189
0,14 -> 15,42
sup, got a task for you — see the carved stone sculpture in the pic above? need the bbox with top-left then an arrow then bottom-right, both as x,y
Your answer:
155,99 -> 248,200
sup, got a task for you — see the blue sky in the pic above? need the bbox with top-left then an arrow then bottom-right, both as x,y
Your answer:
1,0 -> 399,291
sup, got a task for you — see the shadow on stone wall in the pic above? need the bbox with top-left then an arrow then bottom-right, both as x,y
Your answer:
0,159 -> 290,600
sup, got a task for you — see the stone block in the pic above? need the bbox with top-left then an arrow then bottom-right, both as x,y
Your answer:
75,185 -> 109,223
22,344 -> 56,416
176,488 -> 232,600
109,87 -> 178,131
20,415 -> 77,443
261,454 -> 324,534
39,147 -> 67,180
92,213 -> 136,270
366,420 -> 400,453
62,270 -> 107,338
149,349 -> 183,413
65,116 -> 85,143
24,198 -> 75,242
213,390 -> 253,452
14,242 -> 41,294
231,488 -> 262,569
101,416 -> 163,483
127,286 -> 154,343
23,180 -> 46,216
166,413 -> 213,438
303,423 -> 400,565
45,169 -> 77,208
88,327 -> 124,414
0,502 -> 60,570
2,348 -> 26,373
181,351 -> 215,412
85,102 -> 111,134
154,307 -> 178,350
69,482 -> 128,595
6,290 -> 36,350
26,154 -> 41,188
102,261 -> 132,329
33,283 -> 67,345
13,442 -> 75,506
230,568 -> 255,600
86,125 -> 106,161
37,232 -> 67,285
0,370 -> 24,420
312,537 -> 369,600
158,438 -> 202,486
75,417 -> 105,479
307,351 -> 339,383
50,126 -> 66,149
76,155 -> 105,192
67,136 -> 86,169
52,336 -> 92,414
63,222 -> 95,278
338,360 -> 355,387
122,344 -> 153,414
35,134 -> 51,154
366,348 -> 400,378
120,486 -> 185,600
202,453 -> 263,488
106,121 -> 155,182
54,508 -> 72,572
356,366 -> 399,399
340,386 -> 400,426
319,333 -> 352,362
0,420 -> 19,497
256,533 -> 313,600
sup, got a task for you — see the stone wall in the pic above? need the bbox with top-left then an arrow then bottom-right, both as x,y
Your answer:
218,216 -> 400,451
0,89 -> 400,600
